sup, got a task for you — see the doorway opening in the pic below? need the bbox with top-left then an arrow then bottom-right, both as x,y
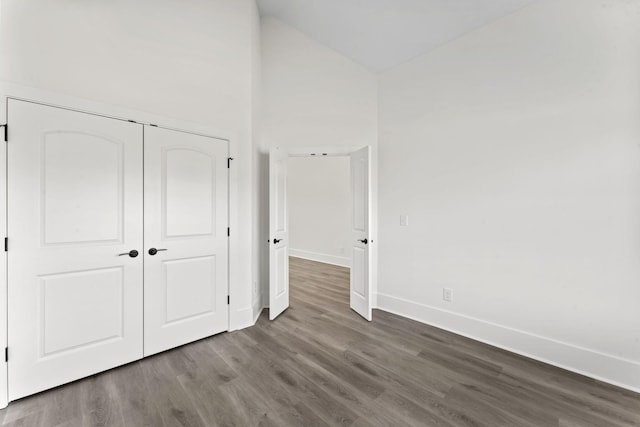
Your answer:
288,155 -> 352,315
268,145 -> 372,321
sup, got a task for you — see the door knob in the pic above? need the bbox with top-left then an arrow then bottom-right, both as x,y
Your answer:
358,238 -> 368,245
148,248 -> 168,256
273,238 -> 282,244
118,250 -> 139,258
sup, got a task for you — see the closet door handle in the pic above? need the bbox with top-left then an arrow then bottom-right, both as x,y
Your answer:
358,238 -> 368,245
273,238 -> 282,245
148,248 -> 168,256
119,250 -> 139,258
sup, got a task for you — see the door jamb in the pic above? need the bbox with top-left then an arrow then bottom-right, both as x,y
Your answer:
282,145 -> 376,318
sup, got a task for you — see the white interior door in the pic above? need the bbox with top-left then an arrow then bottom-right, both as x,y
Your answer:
143,126 -> 229,356
269,146 -> 289,320
350,146 -> 372,321
7,100 -> 144,400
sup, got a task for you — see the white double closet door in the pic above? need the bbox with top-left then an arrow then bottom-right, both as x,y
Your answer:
7,100 -> 229,400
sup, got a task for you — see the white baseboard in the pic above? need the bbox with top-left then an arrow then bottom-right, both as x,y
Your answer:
289,248 -> 350,268
253,302 -> 264,324
376,293 -> 640,393
230,306 -> 255,331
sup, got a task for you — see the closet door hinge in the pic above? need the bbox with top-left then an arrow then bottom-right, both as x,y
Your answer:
227,296 -> 230,305
1,124 -> 7,142
5,347 -> 8,363
227,157 -> 233,169
227,227 -> 230,237
4,237 -> 7,252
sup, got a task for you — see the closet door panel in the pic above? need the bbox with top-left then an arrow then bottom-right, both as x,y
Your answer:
143,126 -> 228,356
7,100 -> 144,400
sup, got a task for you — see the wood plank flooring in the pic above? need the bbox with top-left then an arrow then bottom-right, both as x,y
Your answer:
1,256 -> 638,426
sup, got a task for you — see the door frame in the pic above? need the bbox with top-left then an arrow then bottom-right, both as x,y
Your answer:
269,145 -> 378,319
0,82 -> 240,408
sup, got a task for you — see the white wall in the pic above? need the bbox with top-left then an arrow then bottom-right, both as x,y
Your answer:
260,17 -> 378,150
288,156 -> 351,267
259,17 -> 377,307
0,0 -> 260,329
378,0 -> 640,391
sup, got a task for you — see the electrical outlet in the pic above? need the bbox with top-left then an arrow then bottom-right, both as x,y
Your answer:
443,287 -> 453,302
253,281 -> 258,294
400,215 -> 409,226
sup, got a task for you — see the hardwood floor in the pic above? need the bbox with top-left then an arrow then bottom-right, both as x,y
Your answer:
1,256 -> 639,426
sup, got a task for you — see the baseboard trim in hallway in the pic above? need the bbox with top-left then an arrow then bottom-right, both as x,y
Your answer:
289,249 -> 351,268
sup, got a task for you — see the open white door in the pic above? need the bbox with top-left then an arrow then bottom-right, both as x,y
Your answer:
350,146 -> 372,321
7,100 -> 144,400
269,146 -> 289,320
143,126 -> 229,356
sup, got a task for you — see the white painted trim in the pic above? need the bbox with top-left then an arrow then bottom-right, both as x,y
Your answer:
252,282 -> 264,324
282,145 -> 375,321
0,82 -> 243,406
0,100 -> 7,409
253,301 -> 264,324
288,145 -> 363,157
230,306 -> 256,331
376,293 -> 640,393
0,82 -> 236,141
289,249 -> 351,268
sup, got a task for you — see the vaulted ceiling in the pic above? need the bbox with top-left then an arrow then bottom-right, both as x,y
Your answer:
256,0 -> 538,72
